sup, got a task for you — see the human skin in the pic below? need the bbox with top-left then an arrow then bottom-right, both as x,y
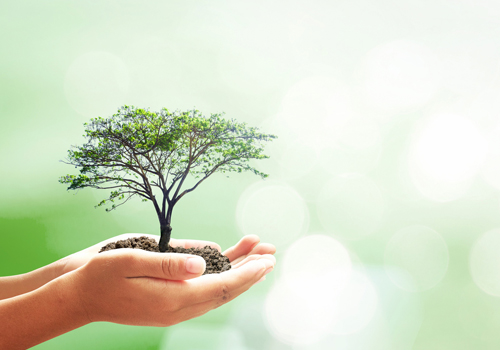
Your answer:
0,234 -> 276,349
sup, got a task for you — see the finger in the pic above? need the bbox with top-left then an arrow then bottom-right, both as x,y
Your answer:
223,235 -> 260,262
170,258 -> 273,308
101,249 -> 207,280
254,275 -> 266,285
170,238 -> 221,252
232,254 -> 276,270
169,261 -> 274,323
248,243 -> 276,256
231,243 -> 277,265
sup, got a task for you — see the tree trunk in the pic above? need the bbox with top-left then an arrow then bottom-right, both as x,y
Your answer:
159,224 -> 172,252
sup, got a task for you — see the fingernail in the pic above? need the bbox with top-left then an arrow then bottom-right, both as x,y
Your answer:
264,267 -> 273,275
256,276 -> 266,284
186,257 -> 206,274
262,259 -> 274,270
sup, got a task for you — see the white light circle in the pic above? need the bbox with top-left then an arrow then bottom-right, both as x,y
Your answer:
409,112 -> 487,202
481,126 -> 500,191
265,276 -> 338,346
64,51 -> 129,117
317,174 -> 385,240
282,234 -> 353,298
266,234 -> 379,344
236,182 -> 309,247
412,113 -> 487,182
265,234 -> 352,345
328,269 -> 378,335
384,225 -> 449,292
470,229 -> 500,297
362,40 -> 441,112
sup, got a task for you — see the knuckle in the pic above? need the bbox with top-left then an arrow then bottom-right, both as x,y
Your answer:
89,253 -> 112,271
165,299 -> 181,313
119,252 -> 144,273
162,256 -> 179,278
120,251 -> 138,266
214,298 -> 226,309
215,275 -> 230,304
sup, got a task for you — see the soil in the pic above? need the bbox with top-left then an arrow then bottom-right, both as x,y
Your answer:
99,236 -> 231,275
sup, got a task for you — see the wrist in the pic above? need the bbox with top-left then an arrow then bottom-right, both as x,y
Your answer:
0,259 -> 66,300
0,271 -> 90,350
54,270 -> 93,326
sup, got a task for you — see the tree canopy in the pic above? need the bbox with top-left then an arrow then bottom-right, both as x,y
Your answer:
60,106 -> 276,251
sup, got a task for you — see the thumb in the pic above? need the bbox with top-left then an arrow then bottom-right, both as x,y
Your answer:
106,249 -> 207,280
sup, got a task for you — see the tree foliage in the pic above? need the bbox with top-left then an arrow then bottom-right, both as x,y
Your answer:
60,106 -> 276,249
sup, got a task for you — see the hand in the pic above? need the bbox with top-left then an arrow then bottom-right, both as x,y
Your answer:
0,234 -> 276,301
65,246 -> 275,326
60,233 -> 276,274
224,234 -> 277,266
0,235 -> 276,350
59,233 -> 224,274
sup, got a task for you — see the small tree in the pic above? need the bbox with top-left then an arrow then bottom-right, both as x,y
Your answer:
60,106 -> 276,252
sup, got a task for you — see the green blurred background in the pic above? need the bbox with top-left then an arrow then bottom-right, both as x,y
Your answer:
2,0 -> 500,349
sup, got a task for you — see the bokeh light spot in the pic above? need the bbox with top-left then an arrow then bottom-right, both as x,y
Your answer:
265,234 -> 352,345
328,269 -> 378,335
266,235 -> 378,344
470,228 -> 500,297
384,225 -> 449,292
362,40 -> 441,112
317,174 -> 385,240
282,234 -> 353,298
409,112 -> 487,202
236,182 -> 309,247
481,124 -> 500,191
412,113 -> 487,183
265,278 -> 337,346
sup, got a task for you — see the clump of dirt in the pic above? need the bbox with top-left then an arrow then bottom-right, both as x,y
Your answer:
100,236 -> 159,252
99,236 -> 231,275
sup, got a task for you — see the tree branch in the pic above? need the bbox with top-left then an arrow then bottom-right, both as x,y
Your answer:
174,157 -> 235,203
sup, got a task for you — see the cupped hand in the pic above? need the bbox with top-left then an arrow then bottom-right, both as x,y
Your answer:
58,234 -> 223,274
60,234 -> 276,274
223,234 -> 276,266
65,246 -> 275,326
